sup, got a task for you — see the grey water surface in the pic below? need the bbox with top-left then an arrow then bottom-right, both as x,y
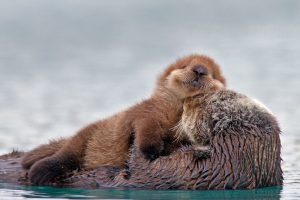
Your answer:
0,0 -> 299,199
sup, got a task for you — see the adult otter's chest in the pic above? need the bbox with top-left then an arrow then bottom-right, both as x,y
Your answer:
180,94 -> 212,145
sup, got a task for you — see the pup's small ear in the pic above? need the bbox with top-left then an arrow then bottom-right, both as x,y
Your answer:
213,72 -> 226,87
219,75 -> 226,86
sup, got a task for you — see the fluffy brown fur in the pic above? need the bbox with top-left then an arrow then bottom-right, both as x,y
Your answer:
21,54 -> 226,185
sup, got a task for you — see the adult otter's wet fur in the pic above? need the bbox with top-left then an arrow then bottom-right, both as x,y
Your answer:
0,132 -> 283,190
177,89 -> 281,162
21,54 -> 226,185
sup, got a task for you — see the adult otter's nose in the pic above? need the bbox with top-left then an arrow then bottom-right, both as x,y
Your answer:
192,65 -> 208,76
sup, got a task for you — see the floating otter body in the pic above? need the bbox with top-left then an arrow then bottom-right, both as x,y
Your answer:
0,108 -> 282,190
0,90 -> 282,189
21,54 -> 226,185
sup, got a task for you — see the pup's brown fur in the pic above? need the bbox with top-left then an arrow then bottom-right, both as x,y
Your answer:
21,54 -> 226,185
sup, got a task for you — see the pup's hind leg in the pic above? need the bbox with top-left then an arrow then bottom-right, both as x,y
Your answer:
21,138 -> 66,169
28,123 -> 99,185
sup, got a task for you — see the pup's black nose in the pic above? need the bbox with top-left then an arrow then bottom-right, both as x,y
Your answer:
192,65 -> 208,76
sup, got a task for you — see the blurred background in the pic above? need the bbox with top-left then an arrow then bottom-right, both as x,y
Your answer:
0,1 -> 299,198
0,0 -> 299,179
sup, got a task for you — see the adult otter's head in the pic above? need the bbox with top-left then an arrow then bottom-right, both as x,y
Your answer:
156,54 -> 226,99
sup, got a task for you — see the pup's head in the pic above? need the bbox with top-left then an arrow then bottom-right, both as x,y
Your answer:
157,54 -> 226,99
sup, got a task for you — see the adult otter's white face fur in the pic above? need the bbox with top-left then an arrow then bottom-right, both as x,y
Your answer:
157,54 -> 226,99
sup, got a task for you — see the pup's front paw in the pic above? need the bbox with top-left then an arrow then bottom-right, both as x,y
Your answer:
193,145 -> 211,160
139,140 -> 164,161
28,156 -> 65,185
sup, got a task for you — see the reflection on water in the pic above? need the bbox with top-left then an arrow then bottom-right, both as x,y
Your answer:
281,136 -> 300,200
0,0 -> 299,199
0,183 -> 283,200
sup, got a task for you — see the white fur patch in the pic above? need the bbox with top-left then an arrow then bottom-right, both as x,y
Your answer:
237,96 -> 274,115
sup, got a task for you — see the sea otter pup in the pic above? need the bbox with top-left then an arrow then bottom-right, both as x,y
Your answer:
176,89 -> 280,159
21,54 -> 226,185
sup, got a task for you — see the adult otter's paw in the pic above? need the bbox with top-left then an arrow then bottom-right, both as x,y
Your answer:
28,156 -> 65,185
192,146 -> 211,160
139,140 -> 164,161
